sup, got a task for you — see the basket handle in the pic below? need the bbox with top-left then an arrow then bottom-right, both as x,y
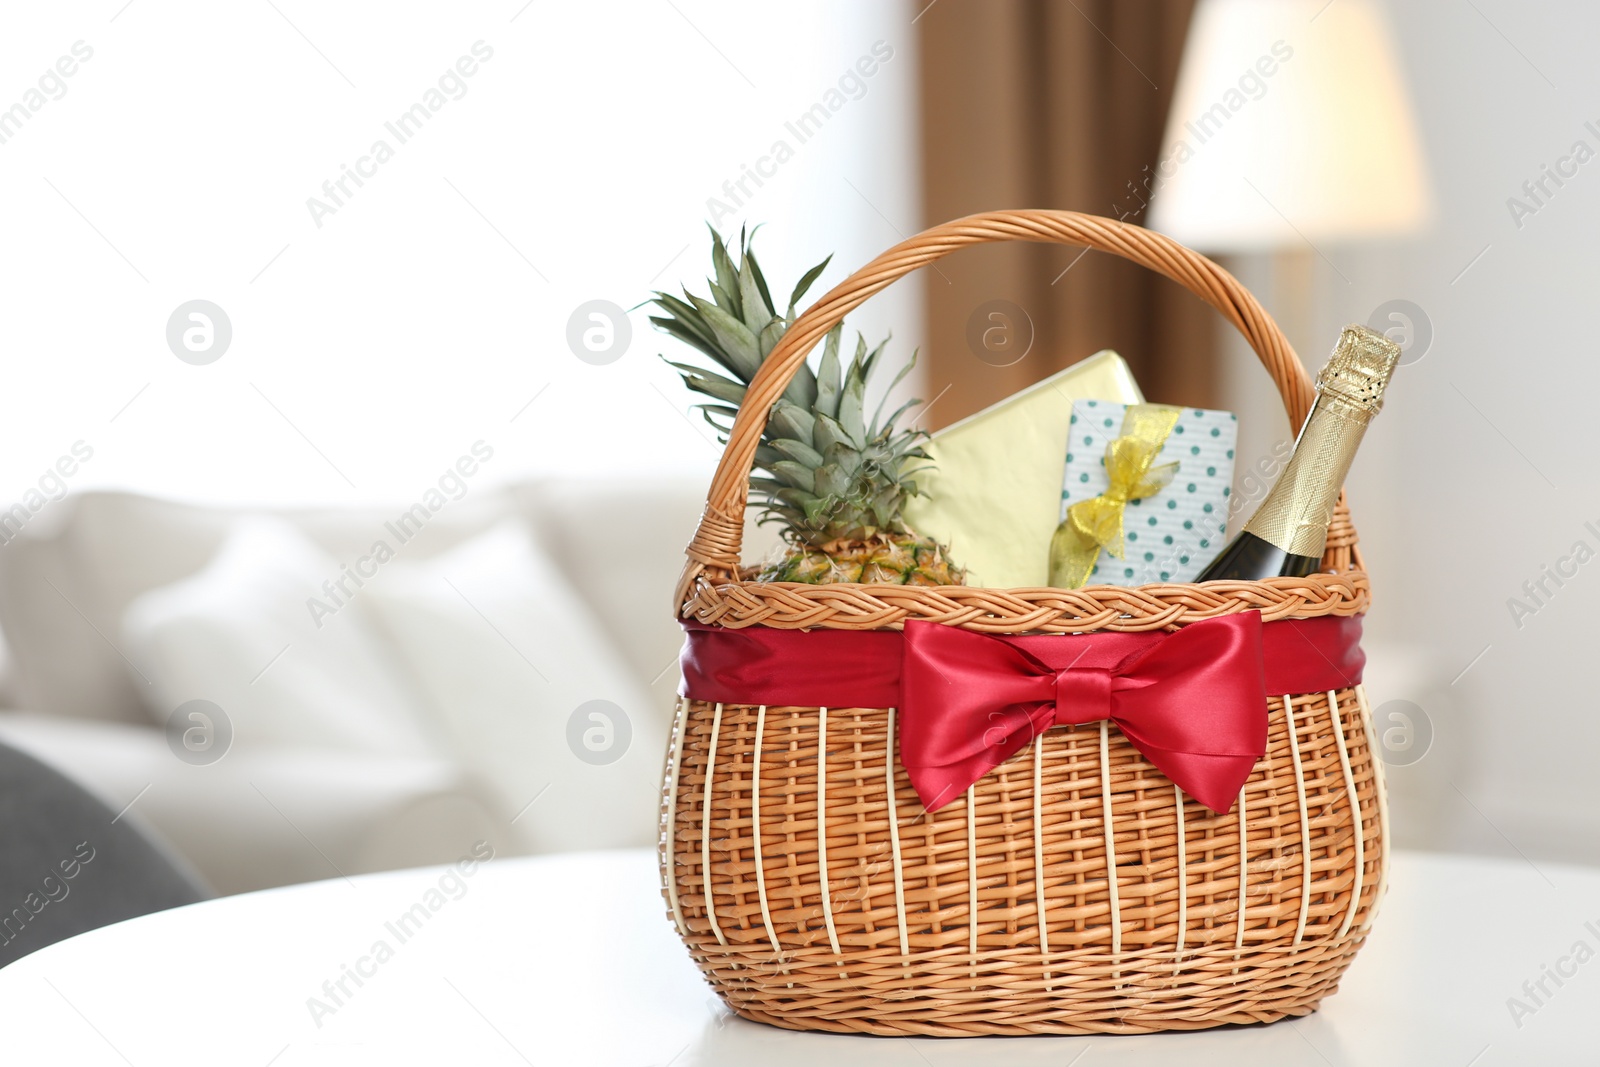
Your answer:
677,209 -> 1313,607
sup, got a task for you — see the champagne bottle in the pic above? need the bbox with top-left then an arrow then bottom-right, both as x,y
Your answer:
1196,324 -> 1400,582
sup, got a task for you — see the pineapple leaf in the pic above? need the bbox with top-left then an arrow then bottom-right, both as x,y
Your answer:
870,486 -> 900,528
742,243 -> 818,413
742,242 -> 778,321
665,360 -> 747,406
787,255 -> 833,316
800,494 -> 833,525
836,370 -> 867,448
767,400 -> 816,448
648,298 -> 722,358
737,257 -> 773,338
652,290 -> 703,323
708,226 -> 742,320
873,398 -> 922,439
649,294 -> 715,347
756,317 -> 785,359
771,486 -> 816,508
694,402 -> 741,421
783,362 -> 818,413
650,317 -> 725,367
708,281 -> 740,320
814,463 -> 850,498
770,437 -> 824,469
851,337 -> 876,383
869,349 -> 919,436
770,460 -> 816,493
813,412 -> 854,455
688,296 -> 762,380
822,441 -> 863,477
814,326 -> 842,419
756,514 -> 806,534
695,401 -> 738,425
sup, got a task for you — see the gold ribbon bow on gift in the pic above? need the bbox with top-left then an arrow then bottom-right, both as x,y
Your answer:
1048,404 -> 1183,589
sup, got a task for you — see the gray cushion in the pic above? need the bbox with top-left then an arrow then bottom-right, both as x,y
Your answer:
0,741 -> 208,966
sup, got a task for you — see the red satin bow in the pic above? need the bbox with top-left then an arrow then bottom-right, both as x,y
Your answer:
899,612 -> 1268,814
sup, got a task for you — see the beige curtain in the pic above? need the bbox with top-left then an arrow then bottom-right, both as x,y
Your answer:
917,0 -> 1216,428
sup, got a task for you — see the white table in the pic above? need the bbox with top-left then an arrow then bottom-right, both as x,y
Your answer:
2,848 -> 1593,1065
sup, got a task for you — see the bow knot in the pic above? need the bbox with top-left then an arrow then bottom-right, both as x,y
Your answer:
1053,665 -> 1113,726
900,612 -> 1269,814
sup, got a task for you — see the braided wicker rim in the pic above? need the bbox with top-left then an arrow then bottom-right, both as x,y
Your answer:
675,209 -> 1367,630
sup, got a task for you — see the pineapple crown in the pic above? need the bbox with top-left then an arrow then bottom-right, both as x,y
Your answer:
650,226 -> 932,547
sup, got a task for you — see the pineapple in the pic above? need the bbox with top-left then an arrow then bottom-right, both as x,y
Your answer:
651,227 -> 962,586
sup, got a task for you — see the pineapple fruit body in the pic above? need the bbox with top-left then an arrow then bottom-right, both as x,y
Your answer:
759,533 -> 960,586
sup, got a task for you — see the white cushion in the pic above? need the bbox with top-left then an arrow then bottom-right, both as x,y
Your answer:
363,519 -> 666,852
0,490 -> 524,726
121,517 -> 439,756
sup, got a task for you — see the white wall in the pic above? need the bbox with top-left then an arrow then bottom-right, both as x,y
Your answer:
1217,0 -> 1600,863
0,0 -> 922,508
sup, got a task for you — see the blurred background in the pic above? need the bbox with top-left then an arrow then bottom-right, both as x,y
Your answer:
0,0 -> 1591,922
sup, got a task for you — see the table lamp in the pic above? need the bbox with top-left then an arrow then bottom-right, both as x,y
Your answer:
1147,0 -> 1431,352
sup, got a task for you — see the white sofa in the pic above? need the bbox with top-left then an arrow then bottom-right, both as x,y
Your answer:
0,481 -> 752,895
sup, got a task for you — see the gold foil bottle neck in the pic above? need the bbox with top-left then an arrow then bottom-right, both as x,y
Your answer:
1315,324 -> 1401,415
1241,323 -> 1400,559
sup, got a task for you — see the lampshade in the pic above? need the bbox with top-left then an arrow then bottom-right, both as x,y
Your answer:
1146,0 -> 1431,252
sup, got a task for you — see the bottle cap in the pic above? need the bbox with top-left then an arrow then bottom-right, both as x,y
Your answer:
1317,324 -> 1401,413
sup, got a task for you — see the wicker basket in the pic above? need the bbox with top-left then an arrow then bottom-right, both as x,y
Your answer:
659,209 -> 1387,1037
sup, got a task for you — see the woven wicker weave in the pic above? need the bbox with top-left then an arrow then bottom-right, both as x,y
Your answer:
660,210 -> 1387,1037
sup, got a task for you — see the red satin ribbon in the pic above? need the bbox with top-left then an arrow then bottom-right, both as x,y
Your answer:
679,612 -> 1364,815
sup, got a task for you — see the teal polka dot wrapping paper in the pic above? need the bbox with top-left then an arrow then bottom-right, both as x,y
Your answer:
1061,399 -> 1238,586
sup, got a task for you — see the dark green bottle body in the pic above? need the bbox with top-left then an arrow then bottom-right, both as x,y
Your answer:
1194,530 -> 1320,582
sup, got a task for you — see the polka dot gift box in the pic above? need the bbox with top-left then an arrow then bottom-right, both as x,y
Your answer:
1058,399 -> 1237,586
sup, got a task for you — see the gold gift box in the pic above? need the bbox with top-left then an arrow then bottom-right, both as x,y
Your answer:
903,350 -> 1144,588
